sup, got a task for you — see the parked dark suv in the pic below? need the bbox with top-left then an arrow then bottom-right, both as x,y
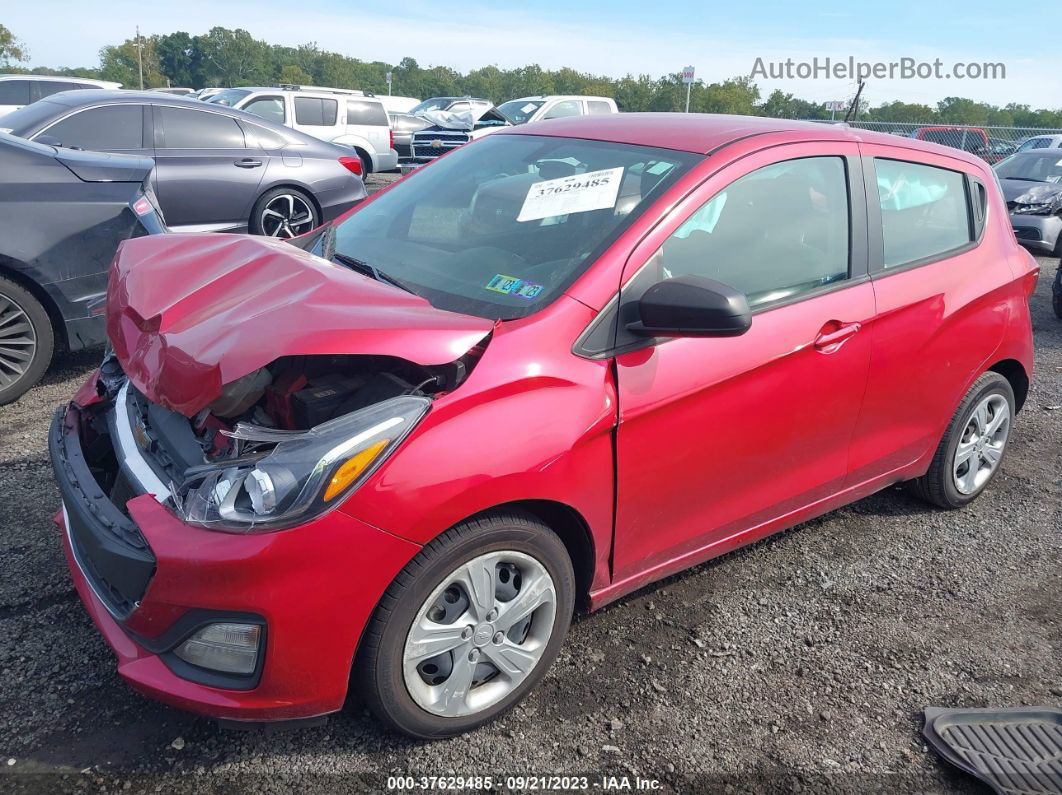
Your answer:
0,91 -> 367,236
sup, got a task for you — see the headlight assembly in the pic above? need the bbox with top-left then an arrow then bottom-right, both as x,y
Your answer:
174,395 -> 430,532
1012,202 -> 1058,215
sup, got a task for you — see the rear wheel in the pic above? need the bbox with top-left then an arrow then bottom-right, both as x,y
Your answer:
357,511 -> 575,738
0,277 -> 54,405
907,372 -> 1014,508
249,188 -> 319,238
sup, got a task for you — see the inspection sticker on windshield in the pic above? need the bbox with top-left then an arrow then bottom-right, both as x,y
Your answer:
517,167 -> 624,223
485,274 -> 544,299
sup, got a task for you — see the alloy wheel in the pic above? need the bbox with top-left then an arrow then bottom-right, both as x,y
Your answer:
402,550 -> 557,718
259,194 -> 315,238
952,393 -> 1010,495
0,293 -> 37,391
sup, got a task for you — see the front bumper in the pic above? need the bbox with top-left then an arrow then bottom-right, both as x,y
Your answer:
1010,212 -> 1062,254
49,392 -> 421,721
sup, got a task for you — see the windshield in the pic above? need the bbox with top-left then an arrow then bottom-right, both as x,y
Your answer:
995,154 -> 1062,183
497,100 -> 545,125
331,134 -> 699,320
207,88 -> 253,107
410,98 -> 456,114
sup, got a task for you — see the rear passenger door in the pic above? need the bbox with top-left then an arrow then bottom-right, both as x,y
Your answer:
846,146 -> 1012,485
151,105 -> 268,231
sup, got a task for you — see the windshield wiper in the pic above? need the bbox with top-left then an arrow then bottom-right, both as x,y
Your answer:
331,252 -> 419,296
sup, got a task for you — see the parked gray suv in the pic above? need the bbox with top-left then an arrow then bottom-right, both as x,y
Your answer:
0,91 -> 367,237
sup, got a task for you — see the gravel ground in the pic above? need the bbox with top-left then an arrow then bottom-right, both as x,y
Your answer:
0,187 -> 1058,793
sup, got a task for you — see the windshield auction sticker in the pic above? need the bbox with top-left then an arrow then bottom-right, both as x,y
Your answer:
517,167 -> 624,222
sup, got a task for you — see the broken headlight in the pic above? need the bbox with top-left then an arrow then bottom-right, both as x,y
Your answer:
175,395 -> 430,532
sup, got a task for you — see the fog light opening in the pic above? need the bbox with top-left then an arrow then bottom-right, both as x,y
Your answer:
173,622 -> 262,675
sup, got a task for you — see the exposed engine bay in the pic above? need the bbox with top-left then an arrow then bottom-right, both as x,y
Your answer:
80,346 -> 485,532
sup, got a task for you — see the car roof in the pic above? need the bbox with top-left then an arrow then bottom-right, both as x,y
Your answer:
0,73 -> 118,87
498,112 -> 989,164
507,95 -> 614,103
231,87 -> 383,101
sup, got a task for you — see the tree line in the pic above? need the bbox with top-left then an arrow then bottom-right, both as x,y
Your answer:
2,23 -> 1061,129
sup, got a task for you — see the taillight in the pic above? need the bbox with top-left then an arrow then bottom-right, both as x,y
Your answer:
339,156 -> 363,177
131,196 -> 154,216
389,128 -> 394,150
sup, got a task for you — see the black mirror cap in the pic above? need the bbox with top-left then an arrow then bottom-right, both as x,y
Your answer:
627,275 -> 752,338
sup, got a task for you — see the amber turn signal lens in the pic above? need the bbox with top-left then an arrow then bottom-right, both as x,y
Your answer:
323,439 -> 390,502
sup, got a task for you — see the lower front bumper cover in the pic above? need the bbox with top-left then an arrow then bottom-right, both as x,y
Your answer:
50,397 -> 423,722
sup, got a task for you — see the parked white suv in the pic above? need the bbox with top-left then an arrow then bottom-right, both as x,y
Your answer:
496,95 -> 618,125
207,85 -> 398,174
0,74 -> 121,119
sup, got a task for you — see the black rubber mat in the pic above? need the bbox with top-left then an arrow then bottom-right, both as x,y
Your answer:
923,706 -> 1062,794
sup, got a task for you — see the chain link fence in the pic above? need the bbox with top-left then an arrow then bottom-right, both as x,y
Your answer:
807,120 -> 1062,164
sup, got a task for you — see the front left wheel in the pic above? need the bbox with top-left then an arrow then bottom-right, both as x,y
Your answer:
356,511 -> 575,738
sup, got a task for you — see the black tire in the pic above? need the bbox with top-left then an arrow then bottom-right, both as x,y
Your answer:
356,150 -> 372,179
248,187 -> 319,238
356,510 -> 576,739
0,277 -> 55,406
907,372 -> 1015,509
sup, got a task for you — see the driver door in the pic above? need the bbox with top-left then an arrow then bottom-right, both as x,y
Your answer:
611,143 -> 876,581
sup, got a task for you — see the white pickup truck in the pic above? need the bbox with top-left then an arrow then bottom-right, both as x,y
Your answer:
496,95 -> 618,125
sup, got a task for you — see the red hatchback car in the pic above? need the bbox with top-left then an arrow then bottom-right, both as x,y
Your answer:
49,114 -> 1037,738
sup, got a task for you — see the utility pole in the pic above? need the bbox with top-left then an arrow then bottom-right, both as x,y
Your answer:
135,25 -> 144,90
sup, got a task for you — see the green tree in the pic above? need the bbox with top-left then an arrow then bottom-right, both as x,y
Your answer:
153,32 -> 200,87
279,64 -> 313,85
0,23 -> 28,65
99,36 -> 167,89
197,27 -> 271,86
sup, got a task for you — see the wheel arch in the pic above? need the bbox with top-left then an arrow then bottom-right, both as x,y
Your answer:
462,500 -> 596,613
988,358 -> 1029,412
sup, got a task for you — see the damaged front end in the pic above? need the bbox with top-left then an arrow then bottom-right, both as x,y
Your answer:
69,233 -> 494,533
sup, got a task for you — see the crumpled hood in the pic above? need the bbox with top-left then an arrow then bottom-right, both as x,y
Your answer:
1001,179 -> 1062,206
107,234 -> 494,416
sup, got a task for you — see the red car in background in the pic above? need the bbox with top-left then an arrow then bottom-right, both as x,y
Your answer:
49,114 -> 1037,738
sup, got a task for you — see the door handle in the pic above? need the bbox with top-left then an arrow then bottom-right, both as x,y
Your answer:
814,322 -> 861,353
234,158 -> 263,168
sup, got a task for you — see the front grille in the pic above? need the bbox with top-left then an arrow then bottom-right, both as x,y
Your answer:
412,131 -> 470,160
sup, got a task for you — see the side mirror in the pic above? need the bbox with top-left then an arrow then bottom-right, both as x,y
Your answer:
627,275 -> 751,338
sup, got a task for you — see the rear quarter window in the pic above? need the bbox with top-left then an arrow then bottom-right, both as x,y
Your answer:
874,159 -> 972,268
346,99 -> 389,126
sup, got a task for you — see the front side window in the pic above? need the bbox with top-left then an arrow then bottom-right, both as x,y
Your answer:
294,97 -> 338,126
159,107 -> 246,148
243,96 -> 285,124
875,159 -> 972,268
331,134 -> 700,320
641,157 -> 850,308
206,88 -> 252,107
43,105 -> 143,150
543,100 -> 584,120
346,99 -> 388,126
0,80 -> 31,105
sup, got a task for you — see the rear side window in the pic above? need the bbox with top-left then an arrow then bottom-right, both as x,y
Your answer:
159,107 -> 246,148
649,156 -> 850,307
34,81 -> 79,99
243,96 -> 285,125
542,100 -> 584,119
587,101 -> 613,115
0,80 -> 31,105
346,99 -> 388,126
43,105 -> 144,150
874,159 -> 972,268
294,97 -> 338,126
